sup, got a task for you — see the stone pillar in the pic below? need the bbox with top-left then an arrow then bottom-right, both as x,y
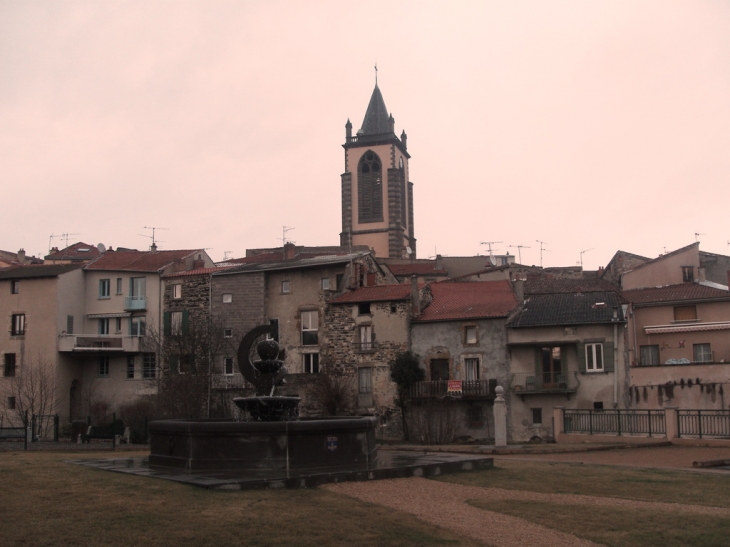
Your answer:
553,406 -> 565,442
664,406 -> 678,441
493,386 -> 507,447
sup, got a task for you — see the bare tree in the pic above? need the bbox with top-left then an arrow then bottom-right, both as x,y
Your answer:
0,352 -> 56,434
142,314 -> 231,419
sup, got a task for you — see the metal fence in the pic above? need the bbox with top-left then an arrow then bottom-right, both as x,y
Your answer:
564,409 -> 666,437
677,410 -> 730,439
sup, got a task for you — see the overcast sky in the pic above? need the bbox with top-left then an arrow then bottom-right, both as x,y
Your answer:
2,1 -> 729,269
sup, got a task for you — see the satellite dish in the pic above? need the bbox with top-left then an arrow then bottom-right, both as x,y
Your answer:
97,243 -> 106,253
489,255 -> 497,266
406,246 -> 413,256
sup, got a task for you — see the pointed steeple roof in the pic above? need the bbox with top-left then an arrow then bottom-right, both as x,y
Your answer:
360,85 -> 392,135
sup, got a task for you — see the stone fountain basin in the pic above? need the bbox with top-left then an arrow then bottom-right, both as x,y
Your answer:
148,416 -> 378,476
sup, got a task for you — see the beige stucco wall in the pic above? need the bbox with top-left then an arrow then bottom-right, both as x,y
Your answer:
622,245 -> 699,289
507,323 -> 628,442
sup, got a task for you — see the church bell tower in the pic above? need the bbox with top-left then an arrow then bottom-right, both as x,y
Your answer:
340,83 -> 416,258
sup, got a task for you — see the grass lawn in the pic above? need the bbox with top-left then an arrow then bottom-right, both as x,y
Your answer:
438,459 -> 730,547
0,450 -> 482,547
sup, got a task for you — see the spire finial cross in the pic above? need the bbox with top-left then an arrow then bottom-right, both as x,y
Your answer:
374,63 -> 378,86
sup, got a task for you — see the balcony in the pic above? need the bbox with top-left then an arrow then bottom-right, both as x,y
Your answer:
407,379 -> 497,400
124,296 -> 147,310
511,372 -> 577,400
58,334 -> 142,353
353,341 -> 379,354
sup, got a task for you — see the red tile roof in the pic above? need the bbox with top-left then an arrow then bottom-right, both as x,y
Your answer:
416,280 -> 518,322
163,266 -> 235,278
330,284 -> 415,303
44,242 -> 101,261
623,283 -> 730,304
85,250 -> 201,272
525,277 -> 620,295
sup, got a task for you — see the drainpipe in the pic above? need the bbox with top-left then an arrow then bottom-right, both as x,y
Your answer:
613,307 -> 618,408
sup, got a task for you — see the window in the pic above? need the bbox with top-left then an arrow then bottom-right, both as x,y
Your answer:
430,359 -> 449,381
674,305 -> 697,321
358,302 -> 371,315
66,315 -> 74,335
336,274 -> 344,289
467,405 -> 483,427
99,279 -> 110,298
301,311 -> 318,346
3,353 -> 16,377
682,266 -> 694,282
359,325 -> 373,351
321,278 -> 330,290
224,328 -> 233,338
172,284 -> 182,299
594,402 -> 604,410
585,343 -> 604,372
465,358 -> 480,381
116,278 -> 123,294
143,353 -> 156,378
10,280 -> 19,294
127,356 -> 135,379
7,396 -> 15,410
693,343 -> 712,363
11,314 -> 25,335
464,326 -> 477,345
303,353 -> 319,373
357,150 -> 383,222
115,317 -> 123,333
224,357 -> 235,375
222,293 -> 233,303
98,356 -> 109,377
540,347 -> 562,385
281,281 -> 290,294
640,345 -> 660,366
532,408 -> 543,425
358,367 -> 372,394
98,318 -> 109,335
130,316 -> 146,337
269,319 -> 279,341
170,312 -> 183,335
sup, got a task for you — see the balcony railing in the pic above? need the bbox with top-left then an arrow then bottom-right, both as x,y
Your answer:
407,379 -> 497,400
511,372 -> 577,395
58,334 -> 142,353
124,296 -> 147,310
353,341 -> 379,353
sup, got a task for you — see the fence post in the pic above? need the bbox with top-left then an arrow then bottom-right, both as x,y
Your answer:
54,415 -> 59,442
617,409 -> 622,436
664,407 -> 678,441
589,409 -> 593,435
553,407 -> 565,441
112,412 -> 116,450
648,410 -> 652,437
24,410 -> 28,450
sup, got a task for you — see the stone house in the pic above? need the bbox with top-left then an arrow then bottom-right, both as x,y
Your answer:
211,249 -> 395,414
325,283 -> 417,439
0,264 -> 84,426
409,280 -> 519,443
506,282 -> 628,442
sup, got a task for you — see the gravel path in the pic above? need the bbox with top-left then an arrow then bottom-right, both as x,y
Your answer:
323,474 -> 730,547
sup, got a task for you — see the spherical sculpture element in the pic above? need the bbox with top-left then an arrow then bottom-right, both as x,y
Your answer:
257,338 -> 280,361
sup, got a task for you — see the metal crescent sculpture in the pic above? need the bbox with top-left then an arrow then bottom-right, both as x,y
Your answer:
236,325 -> 288,396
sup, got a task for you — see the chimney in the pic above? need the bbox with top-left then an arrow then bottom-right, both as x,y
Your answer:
17,249 -> 26,264
514,279 -> 524,303
698,267 -> 706,283
410,275 -> 420,317
435,254 -> 443,271
284,242 -> 296,260
150,242 -> 158,253
193,253 -> 205,270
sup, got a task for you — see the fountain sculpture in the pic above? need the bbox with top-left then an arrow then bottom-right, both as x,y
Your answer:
148,325 -> 378,477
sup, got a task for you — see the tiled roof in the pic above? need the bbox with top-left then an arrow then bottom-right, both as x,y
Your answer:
216,252 -> 370,275
525,277 -> 620,295
44,242 -> 101,261
85,250 -> 200,273
163,266 -> 235,278
387,262 -> 448,276
416,281 -> 518,322
508,291 -> 625,327
360,85 -> 391,135
330,284 -> 414,304
623,283 -> 730,305
0,263 -> 84,279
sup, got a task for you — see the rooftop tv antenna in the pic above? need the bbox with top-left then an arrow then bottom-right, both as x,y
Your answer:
48,232 -> 79,251
579,248 -> 594,268
536,240 -> 550,268
280,226 -> 295,246
695,232 -> 705,242
480,241 -> 502,266
140,226 -> 168,250
223,251 -> 232,261
508,244 -> 530,265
